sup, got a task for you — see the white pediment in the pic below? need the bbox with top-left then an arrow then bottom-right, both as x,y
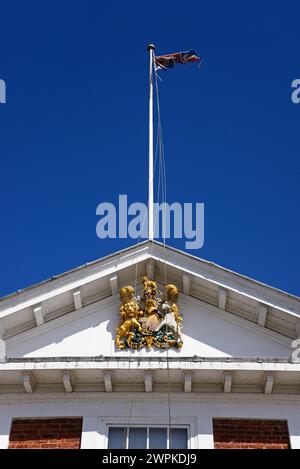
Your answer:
6,291 -> 291,359
1,241 -> 299,361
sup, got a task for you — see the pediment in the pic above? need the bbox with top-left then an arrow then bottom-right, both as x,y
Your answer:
6,288 -> 291,359
0,241 -> 299,361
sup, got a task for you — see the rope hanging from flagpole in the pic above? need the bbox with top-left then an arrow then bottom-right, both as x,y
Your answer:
153,52 -> 172,448
125,44 -> 201,448
127,44 -> 199,448
126,47 -> 172,448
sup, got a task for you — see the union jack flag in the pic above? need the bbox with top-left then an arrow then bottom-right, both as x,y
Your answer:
154,50 -> 201,71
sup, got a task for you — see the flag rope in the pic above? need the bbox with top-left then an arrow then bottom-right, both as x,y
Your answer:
126,42 -> 201,447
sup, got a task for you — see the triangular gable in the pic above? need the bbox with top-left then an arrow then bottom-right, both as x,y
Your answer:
5,284 -> 291,361
0,241 -> 299,358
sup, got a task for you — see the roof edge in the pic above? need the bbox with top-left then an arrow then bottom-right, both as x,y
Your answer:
0,240 -> 299,305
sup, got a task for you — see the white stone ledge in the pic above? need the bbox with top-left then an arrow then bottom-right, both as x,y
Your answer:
0,391 -> 300,405
1,359 -> 299,372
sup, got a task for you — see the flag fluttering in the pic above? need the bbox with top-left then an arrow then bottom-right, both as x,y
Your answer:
154,50 -> 201,71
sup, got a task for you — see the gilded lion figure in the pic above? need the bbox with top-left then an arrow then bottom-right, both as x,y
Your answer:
115,285 -> 143,349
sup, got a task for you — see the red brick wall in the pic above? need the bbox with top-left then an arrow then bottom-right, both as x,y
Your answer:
213,418 -> 290,449
8,418 -> 83,449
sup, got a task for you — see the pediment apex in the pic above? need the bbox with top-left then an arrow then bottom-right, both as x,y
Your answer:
0,241 -> 299,341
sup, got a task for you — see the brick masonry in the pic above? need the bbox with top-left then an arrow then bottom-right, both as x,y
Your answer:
213,418 -> 290,449
8,418 -> 83,449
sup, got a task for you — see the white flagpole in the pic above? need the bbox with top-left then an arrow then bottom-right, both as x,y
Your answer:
147,43 -> 155,240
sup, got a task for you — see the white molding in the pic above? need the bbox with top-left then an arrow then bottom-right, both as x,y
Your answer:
0,321 -> 6,339
0,241 -> 299,344
184,373 -> 192,392
264,375 -> 274,394
22,373 -> 35,393
33,304 -> 44,326
0,339 -> 5,363
62,371 -> 74,393
149,245 -> 300,318
182,274 -> 191,296
0,245 -> 150,319
1,240 -> 299,321
81,416 -> 99,449
104,372 -> 113,392
6,295 -> 118,348
99,415 -> 198,450
2,359 -> 299,372
146,260 -> 155,280
218,287 -> 227,310
109,276 -> 118,296
73,290 -> 82,310
180,295 -> 292,347
223,373 -> 232,393
1,390 -> 300,405
144,372 -> 153,392
257,303 -> 268,327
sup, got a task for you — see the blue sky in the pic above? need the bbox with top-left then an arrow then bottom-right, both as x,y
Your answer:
0,1 -> 299,297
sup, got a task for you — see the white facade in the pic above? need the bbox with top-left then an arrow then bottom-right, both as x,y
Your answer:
0,241 -> 300,449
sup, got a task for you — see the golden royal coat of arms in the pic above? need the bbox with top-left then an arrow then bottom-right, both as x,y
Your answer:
115,276 -> 183,350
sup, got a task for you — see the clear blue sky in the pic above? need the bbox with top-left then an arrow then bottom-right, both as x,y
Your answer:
0,1 -> 299,297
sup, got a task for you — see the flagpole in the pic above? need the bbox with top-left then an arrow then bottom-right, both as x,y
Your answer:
147,43 -> 155,240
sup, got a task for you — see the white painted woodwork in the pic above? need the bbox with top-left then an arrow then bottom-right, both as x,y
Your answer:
1,241 -> 298,333
1,398 -> 300,449
146,260 -> 155,280
0,322 -> 5,340
182,274 -> 191,296
223,373 -> 232,393
257,303 -> 268,327
264,375 -> 274,394
6,296 -> 290,359
109,276 -> 118,296
0,241 -> 299,450
22,373 -> 35,393
0,323 -> 5,362
218,287 -> 227,310
184,373 -> 192,392
104,372 -> 113,392
33,305 -> 44,326
144,372 -> 153,392
73,290 -> 82,310
62,371 -> 74,393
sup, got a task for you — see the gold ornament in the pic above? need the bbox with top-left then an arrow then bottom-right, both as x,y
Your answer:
142,276 -> 157,299
115,285 -> 143,349
115,277 -> 183,350
156,284 -> 183,349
